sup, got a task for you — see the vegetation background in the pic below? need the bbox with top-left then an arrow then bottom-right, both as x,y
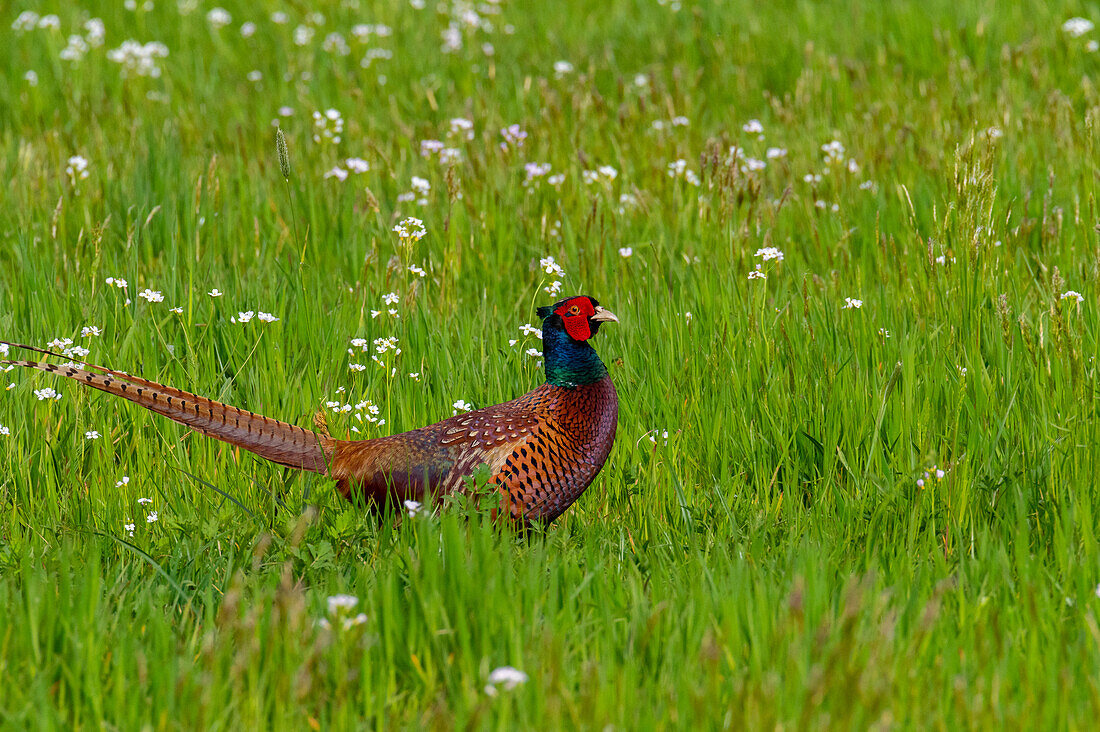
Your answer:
2,0 -> 1100,727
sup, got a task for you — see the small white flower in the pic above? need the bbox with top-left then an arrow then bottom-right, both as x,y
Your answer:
81,325 -> 102,337
24,70 -> 38,86
842,297 -> 863,310
1061,290 -> 1084,303
324,166 -> 349,181
257,312 -> 279,322
146,511 -> 159,523
170,306 -> 184,314
236,311 -> 255,323
327,594 -> 359,614
1063,17 -> 1095,38
206,7 -> 232,28
754,247 -> 785,262
485,666 -> 529,695
553,60 -> 574,76
208,288 -> 223,297
618,247 -> 633,258
821,140 -> 846,165
539,256 -> 565,278
383,292 -> 400,306
85,430 -> 100,440
766,147 -> 787,159
449,117 -> 474,140
240,21 -> 257,37
452,399 -> 472,415
116,476 -> 130,487
349,363 -> 366,372
747,265 -> 766,280
34,388 -> 62,401
137,289 -> 164,303
404,499 -> 425,517
742,119 -> 764,134
342,613 -> 368,629
66,155 -> 90,184
393,217 -> 427,241
408,372 -> 421,381
500,124 -> 527,147
138,497 -> 152,505
124,522 -> 135,536
879,328 -> 891,338
345,157 -> 370,173
1089,40 -> 1100,52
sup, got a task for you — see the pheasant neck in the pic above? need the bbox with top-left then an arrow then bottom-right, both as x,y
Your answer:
542,327 -> 608,387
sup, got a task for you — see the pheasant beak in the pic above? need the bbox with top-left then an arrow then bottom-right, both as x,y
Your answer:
590,306 -> 619,324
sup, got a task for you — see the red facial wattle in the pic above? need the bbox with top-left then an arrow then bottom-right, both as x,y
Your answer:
555,297 -> 597,341
561,316 -> 591,340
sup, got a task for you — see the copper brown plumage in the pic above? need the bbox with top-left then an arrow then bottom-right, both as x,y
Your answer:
1,295 -> 618,524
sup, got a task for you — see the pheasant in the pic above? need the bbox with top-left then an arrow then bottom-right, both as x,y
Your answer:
1,295 -> 618,524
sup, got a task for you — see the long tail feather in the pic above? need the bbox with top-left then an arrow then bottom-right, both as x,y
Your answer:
1,342 -> 333,473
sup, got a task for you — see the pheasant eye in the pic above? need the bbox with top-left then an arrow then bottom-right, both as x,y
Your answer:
569,305 -> 580,315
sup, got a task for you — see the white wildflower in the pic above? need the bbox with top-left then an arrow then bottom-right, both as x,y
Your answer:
393,217 -> 427,241
754,247 -> 785,262
257,312 -> 279,322
85,431 -> 100,440
539,256 -> 565,278
206,8 -> 231,28
236,311 -> 255,323
66,155 -> 90,184
742,119 -> 764,134
843,297 -> 863,309
485,666 -> 528,696
208,288 -> 223,297
1063,17 -> 1095,38
1061,290 -> 1085,303
452,399 -> 472,414
553,60 -> 574,77
618,247 -> 633,258
327,594 -> 359,614
137,289 -> 164,303
34,388 -> 62,401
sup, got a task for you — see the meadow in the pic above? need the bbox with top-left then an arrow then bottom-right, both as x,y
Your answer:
2,0 -> 1100,727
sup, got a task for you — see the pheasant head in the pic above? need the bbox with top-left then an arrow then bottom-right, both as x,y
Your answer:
537,295 -> 618,387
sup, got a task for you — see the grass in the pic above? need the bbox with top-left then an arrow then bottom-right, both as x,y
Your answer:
2,0 -> 1100,727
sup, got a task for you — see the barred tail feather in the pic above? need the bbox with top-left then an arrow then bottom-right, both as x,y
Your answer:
1,344 -> 333,473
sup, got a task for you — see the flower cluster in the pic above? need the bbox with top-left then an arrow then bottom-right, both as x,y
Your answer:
539,256 -> 565,296
583,165 -> 618,185
66,156 -> 90,185
312,109 -> 344,144
107,40 -> 169,78
667,159 -> 701,186
393,217 -> 427,244
318,594 -> 368,631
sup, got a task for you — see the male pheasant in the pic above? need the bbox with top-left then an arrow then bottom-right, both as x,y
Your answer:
1,295 -> 618,524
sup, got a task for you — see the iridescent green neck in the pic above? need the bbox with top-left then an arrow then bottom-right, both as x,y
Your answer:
542,326 -> 607,387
